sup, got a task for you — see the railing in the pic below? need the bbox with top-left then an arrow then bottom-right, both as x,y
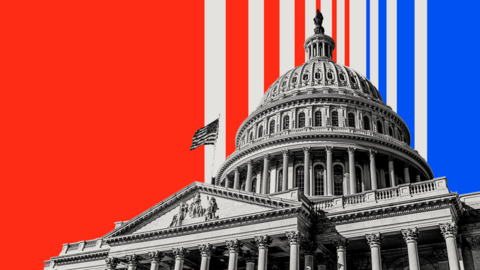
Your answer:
313,200 -> 334,211
343,193 -> 366,205
411,180 -> 437,195
376,187 -> 400,200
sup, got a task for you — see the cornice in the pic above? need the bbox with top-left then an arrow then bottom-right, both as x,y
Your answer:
51,249 -> 110,266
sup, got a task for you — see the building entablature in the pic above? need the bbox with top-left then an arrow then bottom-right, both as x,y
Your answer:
49,249 -> 110,266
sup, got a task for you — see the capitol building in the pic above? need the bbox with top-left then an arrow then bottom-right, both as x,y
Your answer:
45,12 -> 480,270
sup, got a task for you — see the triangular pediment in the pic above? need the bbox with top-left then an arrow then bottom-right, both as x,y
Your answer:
104,182 -> 303,238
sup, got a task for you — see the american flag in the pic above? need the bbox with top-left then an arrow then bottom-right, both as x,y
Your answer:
190,118 -> 219,151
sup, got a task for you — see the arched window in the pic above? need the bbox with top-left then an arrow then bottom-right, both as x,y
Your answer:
269,120 -> 275,134
315,111 -> 322,126
303,74 -> 309,81
296,166 -> 305,192
398,130 -> 403,141
377,121 -> 383,134
251,177 -> 257,193
314,165 -> 324,195
348,113 -> 355,128
277,169 -> 283,192
332,111 -> 339,127
333,165 -> 343,195
283,115 -> 290,130
388,126 -> 394,136
258,126 -> 263,137
363,116 -> 371,130
249,132 -> 254,141
298,112 -> 306,128
355,166 -> 363,193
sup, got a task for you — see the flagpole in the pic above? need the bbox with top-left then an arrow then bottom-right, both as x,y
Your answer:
209,114 -> 220,185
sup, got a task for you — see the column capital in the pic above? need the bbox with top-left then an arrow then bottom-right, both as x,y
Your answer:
247,159 -> 253,166
198,243 -> 216,257
369,150 -> 377,158
172,247 -> 190,260
281,149 -> 290,157
303,146 -> 311,154
254,235 -> 273,249
125,254 -> 140,266
404,160 -> 411,168
285,230 -> 304,245
262,154 -> 270,160
439,223 -> 457,239
242,250 -> 257,263
365,233 -> 383,248
348,147 -> 356,154
388,154 -> 395,162
105,257 -> 119,269
466,236 -> 480,250
148,251 -> 164,263
401,227 -> 419,243
433,249 -> 448,262
325,146 -> 333,153
234,167 -> 240,173
226,239 -> 243,254
333,236 -> 349,250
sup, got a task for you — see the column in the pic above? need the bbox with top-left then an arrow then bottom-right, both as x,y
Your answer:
255,235 -> 272,270
148,251 -> 164,270
369,150 -> 378,190
255,165 -> 262,193
303,147 -> 311,196
388,155 -> 396,187
172,247 -> 190,270
246,160 -> 253,192
226,176 -> 232,189
105,257 -> 119,270
233,167 -> 240,190
282,150 -> 289,191
456,236 -> 465,270
404,161 -> 411,183
262,155 -> 270,195
348,147 -> 356,194
286,231 -> 303,270
416,174 -> 421,182
333,237 -> 348,270
126,254 -> 140,270
366,233 -> 383,270
326,146 -> 333,196
243,250 -> 257,270
439,223 -> 460,270
401,228 -> 420,270
198,244 -> 215,270
226,240 -> 242,270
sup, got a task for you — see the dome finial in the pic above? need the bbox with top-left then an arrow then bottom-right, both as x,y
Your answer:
314,9 -> 324,34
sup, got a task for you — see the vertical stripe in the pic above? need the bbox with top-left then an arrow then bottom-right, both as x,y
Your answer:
378,0 -> 386,101
386,0 -> 397,111
369,0 -> 378,86
205,0 -> 226,182
336,0 -> 345,65
306,0 -> 316,61
295,0 -> 305,67
366,0 -> 370,79
415,0 -> 427,159
280,0 -> 295,74
332,0 -> 337,62
264,0 -> 279,92
249,0 -> 264,113
344,0 -> 350,67
350,0 -> 367,75
317,0 -> 321,11
320,0 -> 333,38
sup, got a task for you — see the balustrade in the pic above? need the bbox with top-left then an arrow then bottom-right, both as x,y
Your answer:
410,180 -> 436,195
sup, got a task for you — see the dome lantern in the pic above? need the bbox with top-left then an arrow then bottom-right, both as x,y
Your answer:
305,9 -> 336,60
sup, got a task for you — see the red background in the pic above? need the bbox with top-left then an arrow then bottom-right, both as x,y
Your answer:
1,1 -> 205,268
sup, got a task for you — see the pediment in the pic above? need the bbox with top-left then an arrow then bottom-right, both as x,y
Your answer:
104,182 -> 302,238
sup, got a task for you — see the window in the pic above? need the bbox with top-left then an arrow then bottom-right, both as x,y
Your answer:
270,120 -> 275,134
250,132 -> 254,141
315,72 -> 321,79
351,76 -> 356,84
334,165 -> 343,196
296,166 -> 305,192
389,126 -> 394,136
277,169 -> 283,192
282,81 -> 286,87
258,126 -> 263,137
363,116 -> 371,130
315,111 -> 322,126
355,166 -> 362,193
348,113 -> 355,128
292,77 -> 297,83
283,115 -> 290,130
266,173 -> 270,194
339,73 -> 345,81
252,177 -> 257,193
298,112 -> 306,128
314,165 -> 324,195
303,74 -> 309,80
327,72 -> 333,80
398,130 -> 403,141
332,111 -> 339,127
377,121 -> 383,134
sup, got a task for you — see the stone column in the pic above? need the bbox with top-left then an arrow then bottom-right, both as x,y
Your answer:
286,231 -> 303,270
366,233 -> 383,270
105,257 -> 119,270
233,167 -> 240,190
401,228 -> 420,270
303,147 -> 311,196
148,251 -> 164,270
466,236 -> 480,270
348,147 -> 356,194
226,240 -> 242,270
172,247 -> 189,270
282,150 -> 289,191
404,161 -> 411,183
262,155 -> 270,195
326,146 -> 333,196
369,150 -> 378,190
246,160 -> 253,192
388,155 -> 396,187
457,236 -> 465,270
198,244 -> 215,270
126,254 -> 140,270
440,223 -> 460,270
333,237 -> 348,270
243,250 -> 257,270
255,235 -> 272,270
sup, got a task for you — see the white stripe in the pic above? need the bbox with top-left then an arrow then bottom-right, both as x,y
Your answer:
249,0 -> 264,113
349,0 -> 367,76
205,0 -> 226,183
336,0 -> 345,65
415,0 -> 427,160
370,0 -> 379,88
305,0 -> 316,61
386,0 -> 397,111
321,0 -> 333,39
280,0 -> 295,74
